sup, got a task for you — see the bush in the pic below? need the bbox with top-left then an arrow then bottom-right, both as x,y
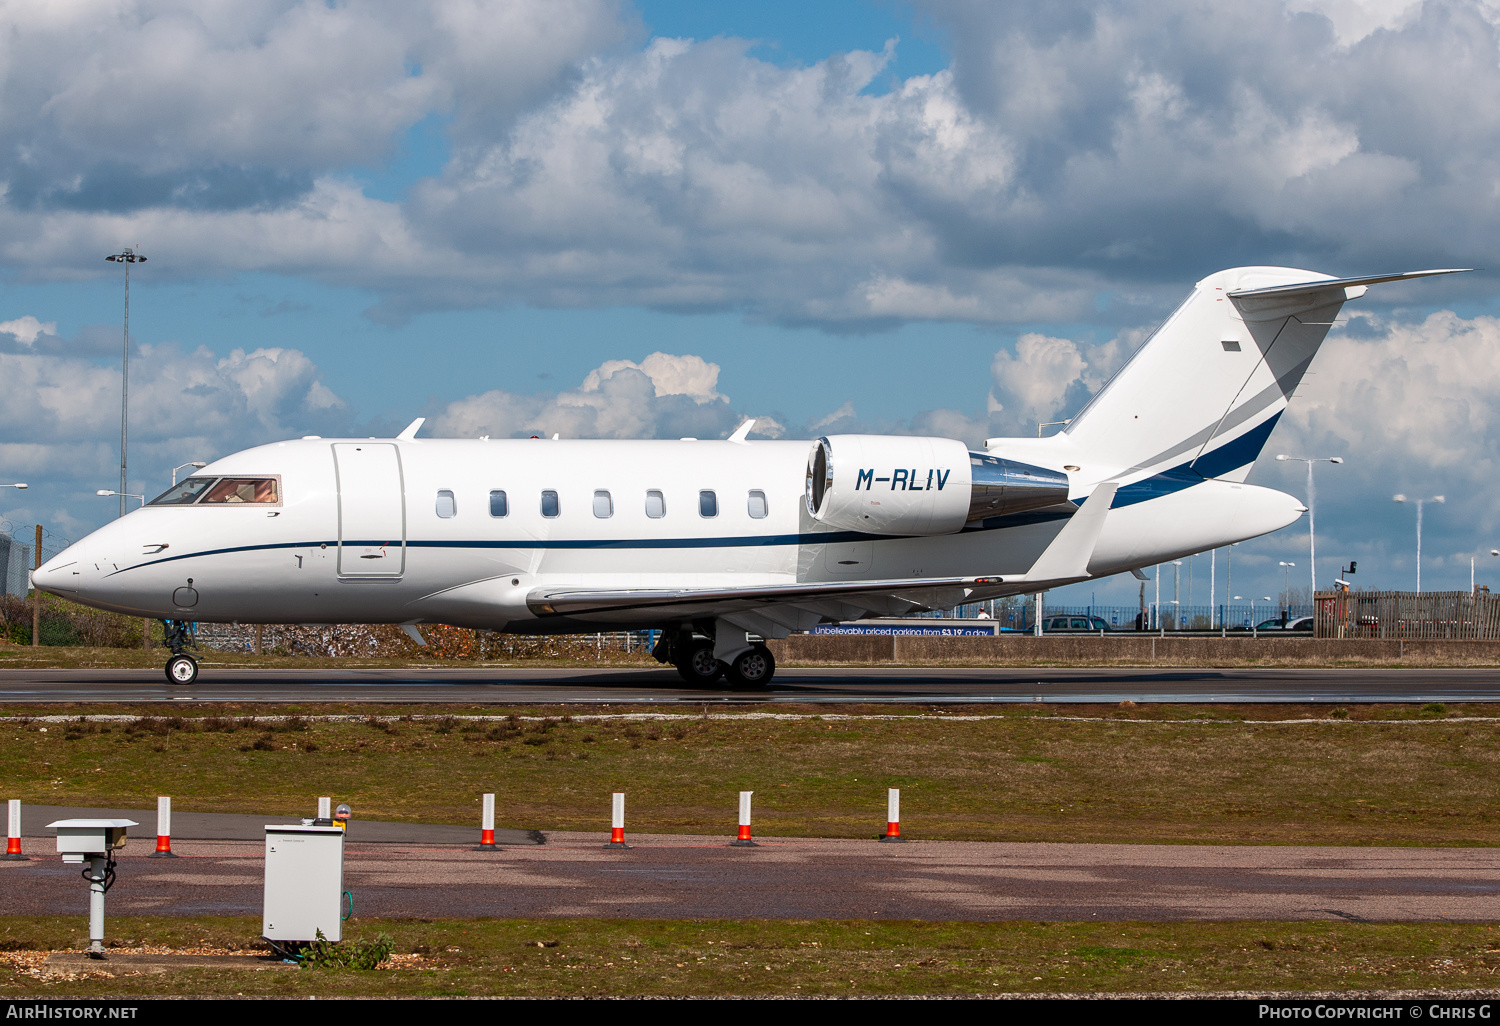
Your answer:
299,930 -> 394,970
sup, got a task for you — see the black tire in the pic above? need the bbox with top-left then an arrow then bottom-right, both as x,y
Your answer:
725,645 -> 776,689
674,642 -> 724,685
165,654 -> 198,685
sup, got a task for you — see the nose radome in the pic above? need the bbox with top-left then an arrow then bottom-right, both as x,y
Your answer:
32,544 -> 84,595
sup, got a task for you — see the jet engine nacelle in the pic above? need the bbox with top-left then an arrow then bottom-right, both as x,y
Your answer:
805,435 -> 1071,536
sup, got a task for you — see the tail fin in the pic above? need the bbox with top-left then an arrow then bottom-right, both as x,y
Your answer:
1054,266 -> 1465,504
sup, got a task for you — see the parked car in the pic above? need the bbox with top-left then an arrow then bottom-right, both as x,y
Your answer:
1038,615 -> 1113,633
1240,616 -> 1314,632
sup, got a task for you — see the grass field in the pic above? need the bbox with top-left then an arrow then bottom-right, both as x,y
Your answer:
5,703 -> 1500,846
4,917 -> 1500,996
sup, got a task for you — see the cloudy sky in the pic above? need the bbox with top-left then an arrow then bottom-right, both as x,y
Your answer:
2,0 -> 1499,610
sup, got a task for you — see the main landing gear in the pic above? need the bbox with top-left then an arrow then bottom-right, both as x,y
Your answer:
653,628 -> 777,689
160,620 -> 199,686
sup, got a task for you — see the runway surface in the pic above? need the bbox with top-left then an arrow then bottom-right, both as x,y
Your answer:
3,665 -> 1500,704
4,829 -> 1496,923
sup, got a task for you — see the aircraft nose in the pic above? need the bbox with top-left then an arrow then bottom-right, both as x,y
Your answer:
32,544 -> 83,595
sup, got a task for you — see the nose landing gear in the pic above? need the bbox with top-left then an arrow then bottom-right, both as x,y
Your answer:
160,620 -> 199,686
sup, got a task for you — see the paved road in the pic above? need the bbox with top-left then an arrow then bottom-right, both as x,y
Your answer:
3,665 -> 1500,704
14,805 -> 542,847
4,831 -> 1496,923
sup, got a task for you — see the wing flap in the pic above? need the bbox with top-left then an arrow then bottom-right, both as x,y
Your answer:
527,575 -> 1000,619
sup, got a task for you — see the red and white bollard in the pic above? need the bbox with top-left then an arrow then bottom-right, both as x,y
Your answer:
149,796 -> 177,858
608,792 -> 630,848
3,799 -> 25,861
474,793 -> 499,851
879,787 -> 905,843
730,790 -> 757,847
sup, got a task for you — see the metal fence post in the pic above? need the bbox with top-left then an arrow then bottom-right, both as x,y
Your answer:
31,525 -> 40,647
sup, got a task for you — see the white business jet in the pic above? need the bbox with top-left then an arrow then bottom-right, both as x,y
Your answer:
33,266 -> 1466,687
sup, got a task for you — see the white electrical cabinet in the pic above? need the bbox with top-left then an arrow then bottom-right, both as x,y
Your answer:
263,824 -> 345,943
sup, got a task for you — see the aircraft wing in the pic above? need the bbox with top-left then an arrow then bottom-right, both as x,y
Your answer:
524,482 -> 1119,636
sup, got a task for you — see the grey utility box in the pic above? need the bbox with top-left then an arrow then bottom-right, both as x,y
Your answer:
263,824 -> 345,943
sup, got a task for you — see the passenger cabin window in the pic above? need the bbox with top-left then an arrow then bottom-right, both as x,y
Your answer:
645,490 -> 665,518
200,478 -> 279,504
593,490 -> 613,518
747,490 -> 768,518
435,489 -> 456,518
541,490 -> 560,518
489,490 -> 508,517
699,490 -> 718,518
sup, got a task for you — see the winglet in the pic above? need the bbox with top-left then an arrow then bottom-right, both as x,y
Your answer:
728,419 -> 755,443
397,418 -> 425,440
1023,482 -> 1117,583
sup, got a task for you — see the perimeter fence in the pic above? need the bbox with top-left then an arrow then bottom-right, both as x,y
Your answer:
1316,589 -> 1500,640
0,521 -> 98,647
191,623 -> 658,661
962,602 -> 1315,632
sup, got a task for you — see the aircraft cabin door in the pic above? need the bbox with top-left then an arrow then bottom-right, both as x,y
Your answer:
333,443 -> 406,578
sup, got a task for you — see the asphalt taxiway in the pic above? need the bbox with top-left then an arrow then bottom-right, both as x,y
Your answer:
4,826 -> 1496,923
2,665 -> 1500,704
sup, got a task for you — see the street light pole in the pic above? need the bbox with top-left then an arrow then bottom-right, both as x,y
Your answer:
1393,494 -> 1445,593
171,461 -> 207,487
105,248 -> 146,521
96,490 -> 145,509
1276,454 -> 1343,598
1475,549 -> 1500,595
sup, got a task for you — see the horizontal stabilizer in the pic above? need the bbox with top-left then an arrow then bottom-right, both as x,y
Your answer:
1022,482 -> 1117,584
1227,269 -> 1470,299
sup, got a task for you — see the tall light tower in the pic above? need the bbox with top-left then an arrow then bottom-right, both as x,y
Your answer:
1276,454 -> 1343,599
1393,493 -> 1444,593
105,248 -> 146,520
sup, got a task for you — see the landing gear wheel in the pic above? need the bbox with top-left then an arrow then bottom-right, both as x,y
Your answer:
674,642 -> 725,685
726,645 -> 776,689
165,654 -> 198,685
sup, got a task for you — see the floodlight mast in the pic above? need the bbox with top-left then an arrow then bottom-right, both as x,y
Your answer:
105,248 -> 145,520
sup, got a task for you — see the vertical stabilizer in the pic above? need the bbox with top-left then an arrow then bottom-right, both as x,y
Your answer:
1058,266 -> 1351,503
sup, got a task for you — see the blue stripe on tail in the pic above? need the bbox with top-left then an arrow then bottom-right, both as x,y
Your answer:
1112,413 -> 1281,508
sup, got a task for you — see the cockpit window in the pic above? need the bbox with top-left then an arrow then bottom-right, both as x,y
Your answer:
201,478 -> 279,504
149,478 -> 218,505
